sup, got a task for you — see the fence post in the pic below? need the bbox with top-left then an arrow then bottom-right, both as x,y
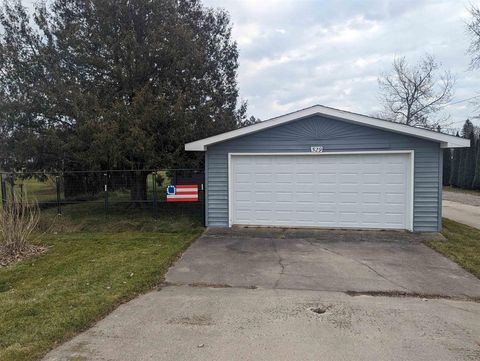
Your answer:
152,172 -> 158,217
104,172 -> 109,216
0,174 -> 5,207
9,173 -> 14,202
56,175 -> 62,215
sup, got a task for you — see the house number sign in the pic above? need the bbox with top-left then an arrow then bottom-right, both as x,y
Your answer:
310,146 -> 324,153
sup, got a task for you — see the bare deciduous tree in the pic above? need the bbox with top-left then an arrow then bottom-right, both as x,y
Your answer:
467,5 -> 480,69
378,55 -> 454,129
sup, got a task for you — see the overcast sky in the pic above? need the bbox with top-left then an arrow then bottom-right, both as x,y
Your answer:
203,0 -> 480,129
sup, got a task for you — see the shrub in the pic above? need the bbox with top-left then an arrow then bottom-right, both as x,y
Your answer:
0,192 -> 40,257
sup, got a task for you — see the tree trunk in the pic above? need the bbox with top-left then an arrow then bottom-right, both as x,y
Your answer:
130,171 -> 148,207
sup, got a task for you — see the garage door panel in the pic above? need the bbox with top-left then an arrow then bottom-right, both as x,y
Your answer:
276,192 -> 293,202
312,164 -> 338,173
386,216 -> 405,226
317,173 -> 336,183
317,211 -> 337,219
384,204 -> 406,214
236,191 -> 253,201
361,212 -> 382,222
338,192 -> 359,203
383,185 -> 405,193
252,184 -> 273,192
384,193 -> 405,204
338,212 -> 359,224
231,153 -> 411,230
338,184 -> 361,193
254,157 -> 273,165
317,192 -> 336,203
361,203 -> 383,213
361,193 -> 382,204
317,205 -> 337,212
363,174 -> 382,184
254,191 -> 273,202
383,175 -> 405,185
296,191 -> 315,201
275,173 -> 294,183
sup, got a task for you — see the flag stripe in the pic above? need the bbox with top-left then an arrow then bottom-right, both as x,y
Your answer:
167,194 -> 199,199
167,197 -> 198,202
176,188 -> 198,193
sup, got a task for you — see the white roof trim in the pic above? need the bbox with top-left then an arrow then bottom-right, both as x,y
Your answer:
185,105 -> 470,151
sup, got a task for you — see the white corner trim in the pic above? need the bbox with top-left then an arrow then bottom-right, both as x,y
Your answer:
227,152 -> 232,227
409,150 -> 415,232
185,105 -> 470,151
227,150 -> 415,231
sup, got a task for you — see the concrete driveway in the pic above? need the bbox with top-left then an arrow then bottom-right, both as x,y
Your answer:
167,228 -> 480,298
43,228 -> 480,361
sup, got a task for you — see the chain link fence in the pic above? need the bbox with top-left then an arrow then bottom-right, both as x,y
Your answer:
0,169 -> 205,225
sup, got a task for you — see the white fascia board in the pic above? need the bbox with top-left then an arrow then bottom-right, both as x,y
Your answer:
185,105 -> 470,151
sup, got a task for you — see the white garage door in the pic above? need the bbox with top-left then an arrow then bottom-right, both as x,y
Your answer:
230,153 -> 412,230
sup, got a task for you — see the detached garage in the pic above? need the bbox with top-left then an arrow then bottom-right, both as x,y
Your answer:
186,105 -> 469,232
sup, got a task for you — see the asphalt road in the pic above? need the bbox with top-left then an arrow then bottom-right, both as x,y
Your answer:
443,191 -> 480,229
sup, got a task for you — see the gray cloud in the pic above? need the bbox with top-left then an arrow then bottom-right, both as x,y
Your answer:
205,0 -> 480,128
19,0 -> 480,128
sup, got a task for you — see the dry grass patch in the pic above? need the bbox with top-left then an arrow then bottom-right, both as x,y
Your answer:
0,193 -> 45,267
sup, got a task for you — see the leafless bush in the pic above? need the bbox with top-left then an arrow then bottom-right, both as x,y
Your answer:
0,192 -> 40,257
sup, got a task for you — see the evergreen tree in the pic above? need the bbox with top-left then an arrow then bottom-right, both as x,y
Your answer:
442,148 -> 452,186
463,132 -> 477,188
462,119 -> 475,137
450,132 -> 462,187
456,120 -> 474,188
0,0 -> 247,203
473,139 -> 480,190
458,148 -> 467,187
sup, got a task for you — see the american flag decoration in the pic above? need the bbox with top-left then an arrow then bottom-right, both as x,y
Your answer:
166,184 -> 198,202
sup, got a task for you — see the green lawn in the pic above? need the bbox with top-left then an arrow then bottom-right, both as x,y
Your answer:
2,176 -> 58,203
4,172 -> 174,205
428,219 -> 480,279
3,203 -> 477,361
0,202 -> 203,361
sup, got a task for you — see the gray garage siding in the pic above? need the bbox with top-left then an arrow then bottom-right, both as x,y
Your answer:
205,115 -> 442,232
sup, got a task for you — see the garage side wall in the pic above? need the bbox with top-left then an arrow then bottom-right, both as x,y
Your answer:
205,115 -> 442,232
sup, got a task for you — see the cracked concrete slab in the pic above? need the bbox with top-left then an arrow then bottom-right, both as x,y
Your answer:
166,228 -> 480,299
42,228 -> 480,361
43,286 -> 480,361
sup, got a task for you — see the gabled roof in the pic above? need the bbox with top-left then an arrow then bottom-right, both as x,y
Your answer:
185,105 -> 470,151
